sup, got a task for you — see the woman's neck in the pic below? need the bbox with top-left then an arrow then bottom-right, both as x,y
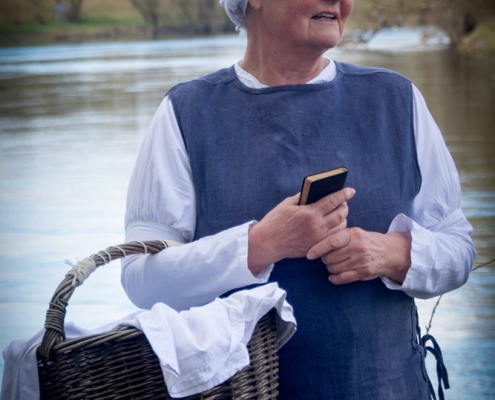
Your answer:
240,36 -> 330,87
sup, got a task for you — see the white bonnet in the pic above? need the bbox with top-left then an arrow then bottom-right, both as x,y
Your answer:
219,0 -> 249,30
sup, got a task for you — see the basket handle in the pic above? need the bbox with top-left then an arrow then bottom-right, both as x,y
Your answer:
38,240 -> 181,359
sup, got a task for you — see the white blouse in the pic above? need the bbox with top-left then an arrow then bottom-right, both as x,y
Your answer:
122,61 -> 476,311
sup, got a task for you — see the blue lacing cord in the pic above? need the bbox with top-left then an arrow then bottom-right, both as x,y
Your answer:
421,334 -> 450,400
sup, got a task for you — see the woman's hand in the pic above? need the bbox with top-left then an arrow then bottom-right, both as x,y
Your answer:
307,228 -> 412,285
248,188 -> 355,274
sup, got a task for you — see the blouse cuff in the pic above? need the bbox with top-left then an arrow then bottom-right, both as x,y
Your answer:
381,213 -> 434,296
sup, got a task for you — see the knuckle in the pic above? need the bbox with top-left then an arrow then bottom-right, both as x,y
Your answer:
348,228 -> 364,246
298,208 -> 315,227
325,194 -> 340,210
326,234 -> 340,248
333,209 -> 345,225
352,227 -> 366,240
338,202 -> 349,217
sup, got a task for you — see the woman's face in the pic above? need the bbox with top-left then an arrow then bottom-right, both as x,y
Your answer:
254,0 -> 354,53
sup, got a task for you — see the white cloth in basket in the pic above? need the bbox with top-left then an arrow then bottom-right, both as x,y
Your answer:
1,283 -> 296,399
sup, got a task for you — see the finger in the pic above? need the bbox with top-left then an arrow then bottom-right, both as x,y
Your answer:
324,218 -> 347,239
328,270 -> 361,285
307,229 -> 351,260
313,187 -> 356,216
329,267 -> 378,285
322,251 -> 350,272
322,203 -> 348,236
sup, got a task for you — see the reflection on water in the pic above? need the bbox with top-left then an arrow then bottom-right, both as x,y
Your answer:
0,34 -> 494,398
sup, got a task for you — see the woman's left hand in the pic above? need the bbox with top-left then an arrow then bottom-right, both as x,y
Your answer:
307,228 -> 412,285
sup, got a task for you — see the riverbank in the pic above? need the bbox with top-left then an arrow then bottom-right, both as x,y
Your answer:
0,22 -> 218,47
2,20 -> 495,56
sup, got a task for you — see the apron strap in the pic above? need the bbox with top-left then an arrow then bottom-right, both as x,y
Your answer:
421,334 -> 450,400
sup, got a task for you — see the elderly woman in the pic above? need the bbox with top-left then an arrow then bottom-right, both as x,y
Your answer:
122,0 -> 475,398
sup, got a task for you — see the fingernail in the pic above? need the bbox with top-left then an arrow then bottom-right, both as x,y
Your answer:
307,252 -> 316,260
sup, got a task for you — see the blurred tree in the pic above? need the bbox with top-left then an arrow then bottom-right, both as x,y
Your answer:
128,0 -> 161,38
54,0 -> 68,23
196,0 -> 218,34
65,0 -> 84,23
31,0 -> 47,24
350,0 -> 495,46
350,0 -> 425,41
170,0 -> 231,34
424,0 -> 495,45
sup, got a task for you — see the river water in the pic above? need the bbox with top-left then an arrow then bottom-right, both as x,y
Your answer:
0,31 -> 494,398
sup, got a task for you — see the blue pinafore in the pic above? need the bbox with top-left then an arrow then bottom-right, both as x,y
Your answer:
168,63 -> 449,400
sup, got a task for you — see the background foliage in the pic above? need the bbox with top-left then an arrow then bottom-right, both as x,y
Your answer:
0,0 -> 494,53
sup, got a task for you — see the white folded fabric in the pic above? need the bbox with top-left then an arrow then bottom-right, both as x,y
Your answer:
1,283 -> 296,399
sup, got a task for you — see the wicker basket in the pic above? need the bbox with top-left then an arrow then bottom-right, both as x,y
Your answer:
37,241 -> 279,399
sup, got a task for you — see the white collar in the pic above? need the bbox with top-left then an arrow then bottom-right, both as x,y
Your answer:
234,59 -> 337,88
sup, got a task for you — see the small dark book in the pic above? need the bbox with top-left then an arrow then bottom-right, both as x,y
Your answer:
298,166 -> 348,205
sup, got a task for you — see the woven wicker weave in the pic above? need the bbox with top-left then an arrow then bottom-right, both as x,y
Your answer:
37,241 -> 279,399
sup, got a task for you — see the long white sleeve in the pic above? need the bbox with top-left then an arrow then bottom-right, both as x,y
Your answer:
122,98 -> 271,311
381,85 -> 476,298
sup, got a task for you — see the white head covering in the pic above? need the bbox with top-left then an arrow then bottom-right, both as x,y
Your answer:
219,0 -> 249,30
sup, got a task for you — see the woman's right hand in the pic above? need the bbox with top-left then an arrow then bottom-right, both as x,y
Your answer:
248,188 -> 355,274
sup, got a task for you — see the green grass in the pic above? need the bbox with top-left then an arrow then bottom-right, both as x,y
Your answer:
0,18 -> 149,47
75,18 -> 143,27
0,22 -> 55,34
0,18 -> 144,33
